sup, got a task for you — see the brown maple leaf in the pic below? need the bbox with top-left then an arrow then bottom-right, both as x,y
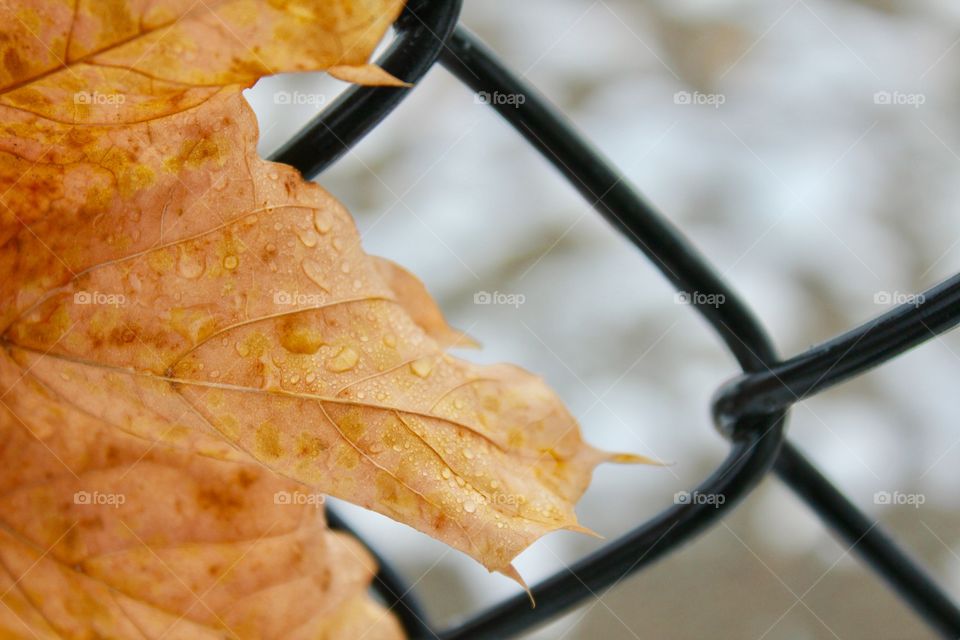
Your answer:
0,1 -> 647,636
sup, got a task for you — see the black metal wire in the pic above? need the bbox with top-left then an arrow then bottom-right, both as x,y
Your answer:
714,273 -> 960,423
271,0 -> 463,175
775,443 -> 960,638
272,2 -> 960,638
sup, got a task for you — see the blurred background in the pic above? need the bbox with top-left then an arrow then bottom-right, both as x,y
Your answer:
246,0 -> 960,637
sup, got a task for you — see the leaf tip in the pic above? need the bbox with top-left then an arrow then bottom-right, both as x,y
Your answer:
501,564 -> 536,608
564,523 -> 605,540
608,452 -> 670,466
328,63 -> 412,87
445,331 -> 481,350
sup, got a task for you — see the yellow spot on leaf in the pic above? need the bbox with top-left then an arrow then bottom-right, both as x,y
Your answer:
255,421 -> 282,458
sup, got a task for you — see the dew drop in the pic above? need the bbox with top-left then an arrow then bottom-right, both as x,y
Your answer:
177,249 -> 205,279
383,334 -> 397,348
463,449 -> 474,460
410,357 -> 434,378
326,346 -> 359,372
235,342 -> 250,357
295,227 -> 319,248
463,500 -> 477,513
223,255 -> 239,270
301,259 -> 328,290
313,210 -> 333,234
441,468 -> 452,479
340,262 -> 351,274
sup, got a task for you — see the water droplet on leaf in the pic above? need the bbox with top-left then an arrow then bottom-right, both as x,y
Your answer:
295,227 -> 319,247
177,249 -> 205,279
326,346 -> 359,372
314,210 -> 333,234
301,259 -> 328,290
410,357 -> 433,378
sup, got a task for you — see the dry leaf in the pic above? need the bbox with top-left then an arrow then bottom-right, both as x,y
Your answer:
0,0 -> 406,636
328,64 -> 409,86
0,3 -> 647,634
0,375 -> 402,638
373,257 -> 479,349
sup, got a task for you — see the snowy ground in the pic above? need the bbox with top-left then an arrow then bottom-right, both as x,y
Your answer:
246,1 -> 960,637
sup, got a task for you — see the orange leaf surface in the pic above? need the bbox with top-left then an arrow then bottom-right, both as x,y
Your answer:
0,382 -> 402,637
0,1 -> 646,632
